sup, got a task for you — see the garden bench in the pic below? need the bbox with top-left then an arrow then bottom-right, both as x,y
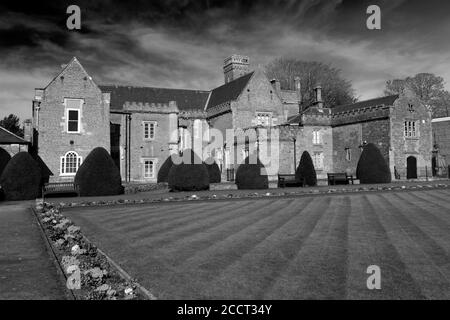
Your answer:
277,174 -> 305,188
42,182 -> 80,198
327,173 -> 354,185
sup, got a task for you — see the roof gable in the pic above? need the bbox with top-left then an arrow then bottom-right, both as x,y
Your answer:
206,72 -> 254,110
0,126 -> 28,144
44,57 -> 95,90
100,85 -> 210,112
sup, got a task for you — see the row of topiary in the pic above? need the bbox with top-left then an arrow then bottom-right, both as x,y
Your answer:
0,147 -> 123,201
161,142 -> 392,191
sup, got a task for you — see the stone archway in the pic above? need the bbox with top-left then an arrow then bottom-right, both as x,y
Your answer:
407,156 -> 417,179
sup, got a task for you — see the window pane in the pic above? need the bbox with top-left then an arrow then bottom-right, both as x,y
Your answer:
68,121 -> 78,132
68,110 -> 79,121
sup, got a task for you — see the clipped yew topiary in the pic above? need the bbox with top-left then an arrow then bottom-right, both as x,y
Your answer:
295,151 -> 317,186
74,147 -> 123,196
0,147 -> 11,178
0,151 -> 41,200
204,157 -> 221,183
168,149 -> 209,191
235,154 -> 268,190
157,155 -> 174,183
356,143 -> 392,184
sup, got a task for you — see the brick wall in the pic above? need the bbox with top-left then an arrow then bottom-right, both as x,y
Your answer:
432,119 -> 450,168
35,58 -> 110,182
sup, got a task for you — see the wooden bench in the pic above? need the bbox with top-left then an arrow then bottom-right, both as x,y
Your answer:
327,173 -> 354,185
42,182 -> 80,198
278,174 -> 305,188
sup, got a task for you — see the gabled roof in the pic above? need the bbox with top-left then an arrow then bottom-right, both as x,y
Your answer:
99,85 -> 210,112
206,72 -> 254,110
332,95 -> 399,114
44,57 -> 94,90
0,126 -> 28,144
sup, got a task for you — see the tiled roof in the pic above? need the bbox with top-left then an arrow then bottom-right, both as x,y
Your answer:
99,85 -> 210,112
206,72 -> 254,110
0,126 -> 28,144
332,95 -> 399,114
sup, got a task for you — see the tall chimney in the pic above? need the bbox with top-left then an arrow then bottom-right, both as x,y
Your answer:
23,119 -> 32,143
223,54 -> 250,83
294,76 -> 302,112
314,85 -> 323,109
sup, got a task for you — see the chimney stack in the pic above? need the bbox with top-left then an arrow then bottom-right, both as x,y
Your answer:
23,119 -> 33,143
294,76 -> 302,112
314,85 -> 323,109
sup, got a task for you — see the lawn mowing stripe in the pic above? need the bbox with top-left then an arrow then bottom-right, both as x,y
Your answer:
380,193 -> 450,272
177,198 -> 316,273
393,192 -> 450,248
262,196 -> 349,299
105,201 -> 243,234
96,202 -> 215,227
361,194 -> 425,299
117,199 -> 302,299
203,196 -> 336,299
423,189 -> 450,202
129,199 -> 288,249
411,190 -> 450,211
372,193 -> 449,299
345,194 -> 387,299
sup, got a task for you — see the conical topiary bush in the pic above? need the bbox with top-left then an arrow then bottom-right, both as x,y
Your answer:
235,153 -> 268,189
356,143 -> 391,184
74,147 -> 123,196
0,151 -> 41,200
168,149 -> 210,191
0,147 -> 11,178
204,157 -> 221,183
157,155 -> 174,183
295,151 -> 317,186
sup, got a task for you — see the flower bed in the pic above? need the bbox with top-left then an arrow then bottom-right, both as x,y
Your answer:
123,182 -> 168,194
34,201 -> 146,300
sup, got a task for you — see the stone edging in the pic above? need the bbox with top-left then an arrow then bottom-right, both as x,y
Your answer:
32,202 -> 157,300
55,183 -> 450,209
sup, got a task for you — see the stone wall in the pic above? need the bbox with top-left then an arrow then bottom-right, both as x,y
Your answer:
35,58 -> 110,182
432,118 -> 450,169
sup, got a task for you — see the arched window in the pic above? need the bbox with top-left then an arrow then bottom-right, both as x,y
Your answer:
60,151 -> 82,176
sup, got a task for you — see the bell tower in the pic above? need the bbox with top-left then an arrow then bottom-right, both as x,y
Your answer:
223,54 -> 250,84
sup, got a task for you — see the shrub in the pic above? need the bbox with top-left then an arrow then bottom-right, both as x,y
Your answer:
235,154 -> 268,190
295,151 -> 317,186
204,158 -> 221,183
74,147 -> 123,196
0,152 -> 41,200
356,143 -> 392,184
157,155 -> 174,183
0,147 -> 11,178
168,149 -> 209,191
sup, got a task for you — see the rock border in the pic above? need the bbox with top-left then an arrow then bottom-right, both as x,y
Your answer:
54,182 -> 450,209
33,201 -> 156,300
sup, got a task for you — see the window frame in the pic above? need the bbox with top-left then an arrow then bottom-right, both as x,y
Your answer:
143,121 -> 157,141
142,158 -> 157,179
313,151 -> 324,170
255,112 -> 272,127
312,129 -> 322,145
60,151 -> 82,176
404,120 -> 418,138
64,98 -> 83,134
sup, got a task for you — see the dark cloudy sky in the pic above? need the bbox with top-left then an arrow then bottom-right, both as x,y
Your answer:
1,0 -> 450,121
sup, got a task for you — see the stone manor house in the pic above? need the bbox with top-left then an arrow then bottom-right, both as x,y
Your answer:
28,55 -> 437,183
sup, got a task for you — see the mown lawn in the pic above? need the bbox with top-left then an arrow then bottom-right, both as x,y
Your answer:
64,189 -> 450,299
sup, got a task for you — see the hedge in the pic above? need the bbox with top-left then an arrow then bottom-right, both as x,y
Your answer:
204,157 -> 221,183
0,151 -> 41,200
295,151 -> 317,186
235,154 -> 268,189
74,147 -> 123,196
168,149 -> 209,191
356,143 -> 392,184
157,155 -> 174,183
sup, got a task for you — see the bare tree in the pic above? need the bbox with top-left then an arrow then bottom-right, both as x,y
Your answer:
265,58 -> 356,108
385,73 -> 449,117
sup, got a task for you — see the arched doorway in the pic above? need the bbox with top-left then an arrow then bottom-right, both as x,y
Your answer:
407,156 -> 417,179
